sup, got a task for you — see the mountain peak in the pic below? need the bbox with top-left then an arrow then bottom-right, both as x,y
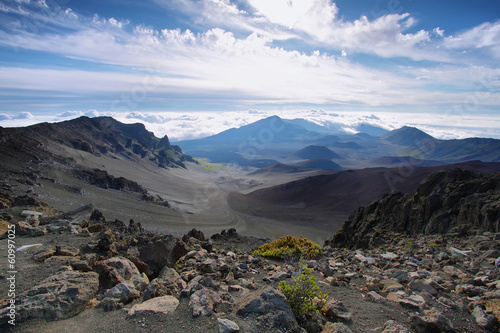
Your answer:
3,116 -> 192,169
291,145 -> 341,160
382,126 -> 436,146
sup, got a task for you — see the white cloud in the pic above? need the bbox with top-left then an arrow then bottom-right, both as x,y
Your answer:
84,110 -> 100,117
443,22 -> 500,59
0,0 -> 498,116
13,111 -> 34,119
433,27 -> 444,37
1,110 -> 499,141
58,111 -> 83,118
248,0 -> 332,29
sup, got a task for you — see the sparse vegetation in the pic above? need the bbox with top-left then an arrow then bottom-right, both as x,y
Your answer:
193,158 -> 224,171
253,235 -> 321,258
279,262 -> 327,318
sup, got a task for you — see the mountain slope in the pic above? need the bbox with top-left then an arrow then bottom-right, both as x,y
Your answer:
370,156 -> 447,167
291,145 -> 341,160
294,159 -> 344,170
355,123 -> 389,136
327,169 -> 500,249
383,126 -> 500,162
0,116 -> 193,169
228,161 -> 500,225
402,137 -> 500,162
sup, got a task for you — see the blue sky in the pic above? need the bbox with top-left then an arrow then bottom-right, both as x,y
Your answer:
0,0 -> 499,138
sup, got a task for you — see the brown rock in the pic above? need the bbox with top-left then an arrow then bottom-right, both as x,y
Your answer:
95,257 -> 140,287
321,322 -> 352,333
32,247 -> 56,262
471,305 -> 497,328
381,279 -> 405,293
379,320 -> 410,333
322,298 -> 352,321
408,280 -> 438,296
189,288 -> 222,317
55,245 -> 80,257
128,295 -> 179,316
410,308 -> 455,332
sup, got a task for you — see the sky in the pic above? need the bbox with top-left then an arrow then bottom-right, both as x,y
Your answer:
0,0 -> 499,140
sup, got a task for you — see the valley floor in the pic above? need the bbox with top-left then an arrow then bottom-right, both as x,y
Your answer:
6,142 -> 342,244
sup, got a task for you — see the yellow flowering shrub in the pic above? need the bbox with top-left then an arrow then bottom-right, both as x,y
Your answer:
253,235 -> 321,258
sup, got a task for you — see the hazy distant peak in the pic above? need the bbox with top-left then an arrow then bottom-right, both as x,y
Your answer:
382,126 -> 436,146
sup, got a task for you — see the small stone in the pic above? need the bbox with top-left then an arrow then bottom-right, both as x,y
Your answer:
380,252 -> 398,261
55,245 -> 80,257
217,318 -> 240,333
263,271 -> 288,283
189,288 -> 221,317
32,247 -> 56,262
321,322 -> 352,333
322,298 -> 352,321
199,258 -> 217,273
128,296 -> 179,316
367,291 -> 386,303
410,308 -> 455,333
381,279 -> 405,293
380,320 -> 410,333
408,280 -> 438,296
472,306 -> 497,328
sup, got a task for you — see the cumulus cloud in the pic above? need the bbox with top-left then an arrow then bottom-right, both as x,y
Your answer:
0,0 -> 498,113
84,110 -> 100,117
58,111 -> 84,118
1,110 -> 499,141
13,112 -> 34,119
248,109 -> 266,114
126,112 -> 171,123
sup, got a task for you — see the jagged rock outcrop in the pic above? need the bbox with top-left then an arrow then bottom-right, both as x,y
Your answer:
328,169 -> 500,249
0,117 -> 196,190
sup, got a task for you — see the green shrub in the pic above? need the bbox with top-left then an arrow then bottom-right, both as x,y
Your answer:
253,235 -> 321,258
279,263 -> 327,318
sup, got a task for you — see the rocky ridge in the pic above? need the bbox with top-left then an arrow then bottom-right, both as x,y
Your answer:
329,169 -> 500,249
0,116 -> 195,169
1,187 -> 500,332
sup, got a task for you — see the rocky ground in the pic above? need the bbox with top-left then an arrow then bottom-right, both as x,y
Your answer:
0,192 -> 499,333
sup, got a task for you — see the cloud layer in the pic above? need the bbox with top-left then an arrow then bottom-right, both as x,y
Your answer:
0,0 -> 498,118
1,110 -> 499,142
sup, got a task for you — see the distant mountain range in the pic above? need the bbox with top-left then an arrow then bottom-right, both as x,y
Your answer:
174,115 -> 500,169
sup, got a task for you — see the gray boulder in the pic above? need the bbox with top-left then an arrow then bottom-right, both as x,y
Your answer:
236,287 -> 303,333
0,271 -> 98,324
